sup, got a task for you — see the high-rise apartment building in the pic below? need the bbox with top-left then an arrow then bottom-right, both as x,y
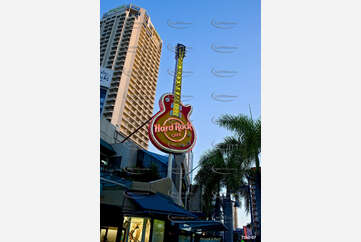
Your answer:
248,167 -> 261,237
100,5 -> 162,149
232,206 -> 239,230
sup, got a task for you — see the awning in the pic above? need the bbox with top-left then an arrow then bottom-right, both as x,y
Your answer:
100,139 -> 116,154
177,220 -> 228,232
126,191 -> 197,218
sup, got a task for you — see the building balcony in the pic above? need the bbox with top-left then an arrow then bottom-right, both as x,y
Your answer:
112,74 -> 122,79
114,61 -> 124,66
107,93 -> 117,99
105,102 -> 115,107
103,109 -> 113,115
108,89 -> 118,95
104,107 -> 114,113
106,96 -> 116,102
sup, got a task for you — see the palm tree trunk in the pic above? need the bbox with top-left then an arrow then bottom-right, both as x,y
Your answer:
215,183 -> 222,238
255,153 -> 260,172
215,182 -> 221,221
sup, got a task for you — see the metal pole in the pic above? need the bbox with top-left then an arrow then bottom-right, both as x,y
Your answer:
184,186 -> 189,210
178,165 -> 182,205
167,154 -> 173,178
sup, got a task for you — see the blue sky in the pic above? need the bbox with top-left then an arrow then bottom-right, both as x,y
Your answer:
101,0 -> 260,227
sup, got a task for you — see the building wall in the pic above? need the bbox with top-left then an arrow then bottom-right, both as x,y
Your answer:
137,150 -> 168,178
131,178 -> 172,197
101,118 -> 140,169
101,118 -> 192,206
101,117 -> 124,144
188,185 -> 202,212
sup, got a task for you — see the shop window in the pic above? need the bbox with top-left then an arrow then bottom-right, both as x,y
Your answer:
122,216 -> 151,242
100,226 -> 117,242
151,219 -> 165,242
179,234 -> 191,242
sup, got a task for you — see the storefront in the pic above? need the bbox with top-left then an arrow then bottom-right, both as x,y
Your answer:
119,216 -> 162,242
100,212 -> 164,242
101,182 -> 228,242
101,188 -> 198,242
175,220 -> 227,242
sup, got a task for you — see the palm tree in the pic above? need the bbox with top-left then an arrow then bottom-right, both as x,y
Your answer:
194,148 -> 224,219
195,145 -> 249,242
216,114 -> 261,172
195,113 -> 261,240
217,113 -> 261,239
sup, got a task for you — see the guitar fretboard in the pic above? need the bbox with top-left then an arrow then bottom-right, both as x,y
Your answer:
172,45 -> 185,117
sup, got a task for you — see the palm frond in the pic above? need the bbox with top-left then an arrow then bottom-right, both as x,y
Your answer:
195,113 -> 261,219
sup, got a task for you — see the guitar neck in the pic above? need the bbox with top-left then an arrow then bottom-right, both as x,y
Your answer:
172,44 -> 186,117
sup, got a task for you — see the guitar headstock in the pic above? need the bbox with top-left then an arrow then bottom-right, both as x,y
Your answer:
175,43 -> 186,59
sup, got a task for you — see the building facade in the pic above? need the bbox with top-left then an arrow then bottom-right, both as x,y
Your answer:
248,167 -> 261,239
100,119 -> 226,242
100,4 -> 162,149
101,118 -> 193,207
232,206 -> 238,231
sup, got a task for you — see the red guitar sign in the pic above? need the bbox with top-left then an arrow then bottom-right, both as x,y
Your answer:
148,44 -> 196,153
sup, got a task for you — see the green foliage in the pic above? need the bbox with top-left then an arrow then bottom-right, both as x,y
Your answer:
195,113 -> 261,216
217,114 -> 261,168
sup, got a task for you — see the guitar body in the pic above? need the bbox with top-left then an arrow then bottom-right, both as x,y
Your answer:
148,93 -> 196,153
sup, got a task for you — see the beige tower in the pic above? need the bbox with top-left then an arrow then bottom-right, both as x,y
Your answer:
233,205 -> 239,230
100,5 -> 162,149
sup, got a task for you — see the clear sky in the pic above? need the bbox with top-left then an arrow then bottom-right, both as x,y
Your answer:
101,0 -> 260,227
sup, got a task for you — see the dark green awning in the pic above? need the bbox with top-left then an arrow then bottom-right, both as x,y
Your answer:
178,220 -> 228,231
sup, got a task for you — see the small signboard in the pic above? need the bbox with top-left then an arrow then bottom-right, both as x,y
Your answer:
100,67 -> 113,88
